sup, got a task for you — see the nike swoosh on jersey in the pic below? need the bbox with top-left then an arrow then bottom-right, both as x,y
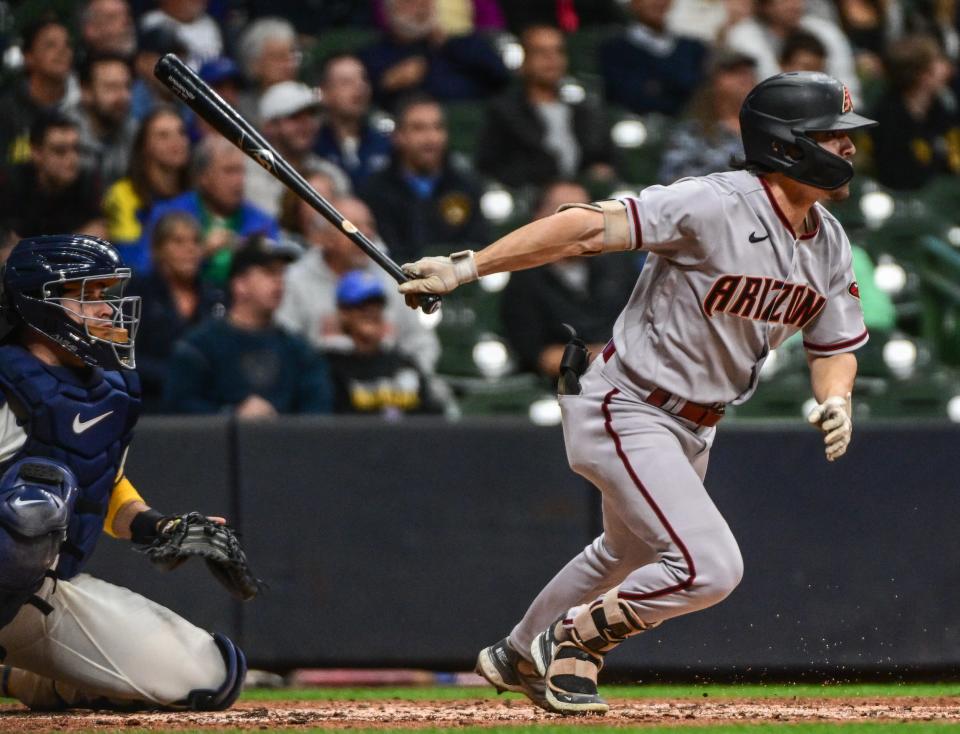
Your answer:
12,497 -> 49,507
72,410 -> 114,434
749,231 -> 770,243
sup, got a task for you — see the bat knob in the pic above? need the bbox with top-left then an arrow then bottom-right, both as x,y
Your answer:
420,294 -> 442,314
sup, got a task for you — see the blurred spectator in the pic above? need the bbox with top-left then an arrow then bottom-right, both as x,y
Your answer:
127,211 -> 226,410
476,24 -> 615,187
325,270 -> 444,415
164,235 -> 333,417
140,0 -> 223,68
500,180 -> 637,379
834,0 -> 902,77
658,50 -> 756,183
147,135 -> 279,283
374,0 -> 506,34
236,17 -> 300,124
362,93 -> 489,264
870,35 -> 960,189
725,0 -> 862,104
501,0 -> 624,33
779,28 -> 829,71
599,0 -> 708,116
79,0 -> 136,57
314,53 -> 393,189
277,190 -> 440,373
0,112 -> 104,238
245,81 -> 335,216
360,0 -> 509,109
103,106 -> 191,264
0,16 -> 79,167
75,53 -> 136,187
130,24 -> 190,121
0,225 -> 17,266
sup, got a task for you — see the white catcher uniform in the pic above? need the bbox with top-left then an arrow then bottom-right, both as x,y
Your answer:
507,170 -> 868,656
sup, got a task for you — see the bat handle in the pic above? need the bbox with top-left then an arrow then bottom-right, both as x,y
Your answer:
419,293 -> 442,314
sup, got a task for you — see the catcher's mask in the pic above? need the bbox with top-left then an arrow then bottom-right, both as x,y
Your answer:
1,235 -> 140,370
739,71 -> 877,190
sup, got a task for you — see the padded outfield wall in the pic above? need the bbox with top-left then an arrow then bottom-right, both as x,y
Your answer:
86,417 -> 960,676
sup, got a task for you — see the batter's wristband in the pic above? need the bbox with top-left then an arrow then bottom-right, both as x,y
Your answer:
130,508 -> 166,545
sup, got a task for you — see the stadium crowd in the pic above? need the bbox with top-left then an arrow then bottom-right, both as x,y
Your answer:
0,0 -> 958,418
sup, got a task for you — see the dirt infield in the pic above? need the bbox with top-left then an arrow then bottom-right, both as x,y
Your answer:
4,696 -> 960,730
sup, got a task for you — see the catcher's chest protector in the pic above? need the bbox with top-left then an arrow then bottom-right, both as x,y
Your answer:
0,345 -> 141,579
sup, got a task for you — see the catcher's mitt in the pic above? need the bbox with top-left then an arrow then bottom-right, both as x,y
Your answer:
140,513 -> 263,601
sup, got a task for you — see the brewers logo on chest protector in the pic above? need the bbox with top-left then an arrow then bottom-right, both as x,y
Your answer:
0,345 -> 140,579
607,170 -> 868,406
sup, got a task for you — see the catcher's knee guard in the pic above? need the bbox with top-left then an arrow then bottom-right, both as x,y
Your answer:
568,587 -> 659,654
183,633 -> 247,711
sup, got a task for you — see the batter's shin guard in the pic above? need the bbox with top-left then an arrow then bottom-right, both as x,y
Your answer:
183,633 -> 247,711
568,587 -> 657,655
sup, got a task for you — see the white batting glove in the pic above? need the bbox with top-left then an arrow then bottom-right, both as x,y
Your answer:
807,394 -> 852,462
398,250 -> 478,308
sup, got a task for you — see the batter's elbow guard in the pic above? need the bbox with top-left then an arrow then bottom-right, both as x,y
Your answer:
183,632 -> 247,711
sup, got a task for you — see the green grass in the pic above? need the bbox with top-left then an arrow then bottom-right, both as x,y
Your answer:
240,682 -> 960,701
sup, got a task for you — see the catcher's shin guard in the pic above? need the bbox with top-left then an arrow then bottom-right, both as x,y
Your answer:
183,633 -> 247,711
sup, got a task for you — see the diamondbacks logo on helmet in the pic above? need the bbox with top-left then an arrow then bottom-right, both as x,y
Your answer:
848,281 -> 860,299
842,85 -> 853,113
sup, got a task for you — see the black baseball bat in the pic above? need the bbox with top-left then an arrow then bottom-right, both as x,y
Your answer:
153,53 -> 441,314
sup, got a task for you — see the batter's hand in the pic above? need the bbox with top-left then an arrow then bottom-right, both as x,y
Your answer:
807,394 -> 852,462
398,250 -> 478,309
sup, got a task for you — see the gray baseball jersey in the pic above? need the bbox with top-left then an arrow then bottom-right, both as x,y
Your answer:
608,170 -> 868,405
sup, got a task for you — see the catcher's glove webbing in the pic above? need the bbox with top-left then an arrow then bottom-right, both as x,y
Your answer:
139,513 -> 263,601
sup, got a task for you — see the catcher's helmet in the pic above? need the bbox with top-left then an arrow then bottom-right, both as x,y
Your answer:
740,71 -> 877,190
0,235 -> 140,370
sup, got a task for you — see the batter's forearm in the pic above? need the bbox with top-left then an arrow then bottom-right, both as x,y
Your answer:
474,209 -> 605,276
808,353 -> 857,401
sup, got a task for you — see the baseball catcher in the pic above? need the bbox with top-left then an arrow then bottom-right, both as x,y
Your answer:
0,235 -> 256,711
399,72 -> 874,714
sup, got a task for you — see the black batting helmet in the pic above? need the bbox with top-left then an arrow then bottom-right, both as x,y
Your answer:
740,71 -> 877,190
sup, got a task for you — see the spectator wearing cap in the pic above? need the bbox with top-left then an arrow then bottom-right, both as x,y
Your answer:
164,234 -> 333,417
127,210 -> 226,410
360,0 -> 509,110
236,17 -> 301,125
657,49 -> 757,183
146,135 -> 279,282
325,270 -> 444,416
78,0 -> 136,57
103,106 -> 191,263
276,193 -> 440,374
0,112 -> 104,238
869,35 -> 960,190
476,24 -> 616,188
499,181 -> 637,380
245,81 -> 349,217
725,0 -> 862,105
75,53 -> 136,187
0,16 -> 80,168
314,53 -> 393,190
140,0 -> 223,69
131,23 -> 189,121
361,93 -> 489,264
599,0 -> 708,117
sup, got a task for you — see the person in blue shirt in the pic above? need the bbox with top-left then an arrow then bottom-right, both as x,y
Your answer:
313,53 -> 393,190
164,235 -> 333,416
145,136 -> 279,284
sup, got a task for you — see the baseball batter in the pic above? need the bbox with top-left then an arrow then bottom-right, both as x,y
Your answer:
399,72 -> 875,714
0,235 -> 249,711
